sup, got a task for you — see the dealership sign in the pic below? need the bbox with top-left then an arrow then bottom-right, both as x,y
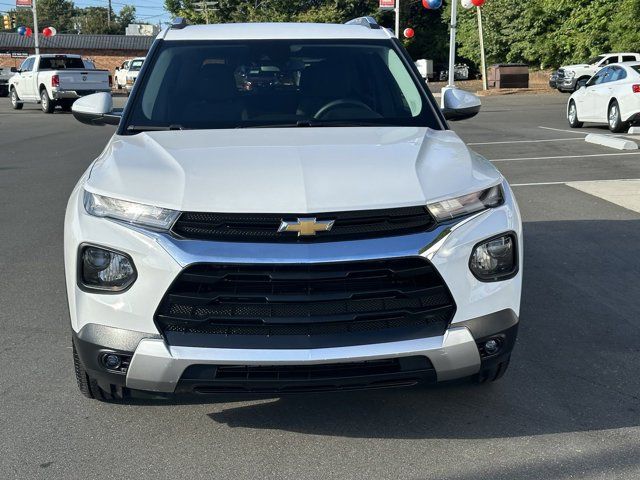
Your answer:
379,0 -> 395,10
15,0 -> 32,7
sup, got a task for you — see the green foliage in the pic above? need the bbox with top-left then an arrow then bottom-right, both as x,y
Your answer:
453,0 -> 640,69
9,1 -> 139,34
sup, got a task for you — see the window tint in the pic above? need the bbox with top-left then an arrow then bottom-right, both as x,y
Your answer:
38,56 -> 85,70
622,55 -> 637,62
609,67 -> 627,82
632,65 -> 640,75
19,57 -> 34,71
587,68 -> 609,86
601,56 -> 618,66
126,40 -> 440,131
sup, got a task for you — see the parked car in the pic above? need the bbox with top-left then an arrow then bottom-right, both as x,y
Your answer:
124,57 -> 145,94
8,54 -> 111,113
548,70 -> 558,89
114,59 -> 131,89
67,17 -> 521,402
567,62 -> 640,132
555,53 -> 640,92
0,67 -> 16,97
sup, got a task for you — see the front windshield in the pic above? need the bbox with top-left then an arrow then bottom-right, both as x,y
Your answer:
587,55 -> 605,65
129,59 -> 144,71
125,40 -> 440,130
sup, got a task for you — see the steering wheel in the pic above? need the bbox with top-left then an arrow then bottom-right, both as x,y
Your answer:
313,98 -> 375,120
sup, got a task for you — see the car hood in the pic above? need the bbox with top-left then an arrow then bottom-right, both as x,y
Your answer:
561,64 -> 593,71
85,127 -> 502,213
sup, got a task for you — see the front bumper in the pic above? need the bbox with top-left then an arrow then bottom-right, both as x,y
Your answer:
74,309 -> 518,393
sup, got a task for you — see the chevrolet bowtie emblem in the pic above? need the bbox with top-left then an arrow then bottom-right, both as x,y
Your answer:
278,217 -> 335,236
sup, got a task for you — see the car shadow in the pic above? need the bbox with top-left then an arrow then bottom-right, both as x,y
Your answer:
128,219 -> 640,441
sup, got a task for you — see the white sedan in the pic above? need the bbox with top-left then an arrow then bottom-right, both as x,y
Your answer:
568,62 -> 640,132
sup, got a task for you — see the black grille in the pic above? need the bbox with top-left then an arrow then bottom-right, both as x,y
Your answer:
171,206 -> 435,243
176,356 -> 437,394
155,257 -> 455,349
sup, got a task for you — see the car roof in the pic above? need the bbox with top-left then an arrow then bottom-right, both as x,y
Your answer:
161,22 -> 393,41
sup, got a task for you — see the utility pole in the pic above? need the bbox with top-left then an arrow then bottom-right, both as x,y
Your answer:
394,0 -> 400,37
107,0 -> 111,27
477,6 -> 487,90
447,0 -> 457,87
31,1 -> 39,55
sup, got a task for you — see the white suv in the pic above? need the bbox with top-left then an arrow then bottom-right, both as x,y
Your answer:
556,52 -> 640,92
67,17 -> 522,401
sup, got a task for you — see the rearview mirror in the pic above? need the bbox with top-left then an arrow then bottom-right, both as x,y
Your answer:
440,86 -> 481,121
71,92 -> 121,126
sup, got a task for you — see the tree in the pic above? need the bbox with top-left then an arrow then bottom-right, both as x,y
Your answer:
11,0 -> 75,33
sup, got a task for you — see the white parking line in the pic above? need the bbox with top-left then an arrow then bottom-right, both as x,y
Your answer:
511,178 -> 640,187
468,137 -> 586,146
491,152 -> 640,162
538,126 -> 591,135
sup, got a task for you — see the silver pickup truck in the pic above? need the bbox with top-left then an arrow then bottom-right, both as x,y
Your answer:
8,54 -> 111,113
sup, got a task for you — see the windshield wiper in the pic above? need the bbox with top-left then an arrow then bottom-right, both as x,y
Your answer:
127,124 -> 185,132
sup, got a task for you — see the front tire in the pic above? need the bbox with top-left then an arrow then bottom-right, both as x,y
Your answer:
568,100 -> 583,128
10,88 -> 23,110
608,100 -> 628,133
73,342 -> 126,402
40,89 -> 55,113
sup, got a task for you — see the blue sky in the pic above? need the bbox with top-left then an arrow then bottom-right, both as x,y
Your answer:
73,0 -> 171,25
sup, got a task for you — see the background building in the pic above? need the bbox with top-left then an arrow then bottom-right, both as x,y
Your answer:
0,33 -> 154,71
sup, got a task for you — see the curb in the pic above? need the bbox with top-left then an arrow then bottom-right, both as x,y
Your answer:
585,134 -> 638,151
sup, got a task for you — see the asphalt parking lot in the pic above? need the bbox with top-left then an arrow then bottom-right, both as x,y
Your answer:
1,93 -> 639,479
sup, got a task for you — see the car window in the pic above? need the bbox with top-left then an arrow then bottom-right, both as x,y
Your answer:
127,40 -> 440,131
601,56 -> 618,66
587,55 -> 605,65
39,56 -> 85,70
587,67 -> 609,86
631,65 -> 640,75
609,67 -> 627,82
622,55 -> 637,62
20,57 -> 33,71
129,60 -> 144,71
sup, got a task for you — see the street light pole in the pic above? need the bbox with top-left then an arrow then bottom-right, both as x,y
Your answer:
31,1 -> 39,56
447,0 -> 457,87
477,6 -> 488,90
394,0 -> 400,37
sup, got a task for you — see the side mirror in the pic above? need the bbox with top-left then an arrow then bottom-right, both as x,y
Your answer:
10,67 -> 17,73
440,86 -> 481,121
71,92 -> 121,126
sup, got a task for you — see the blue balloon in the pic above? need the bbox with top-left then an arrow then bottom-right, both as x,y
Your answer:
17,26 -> 26,36
427,0 -> 443,8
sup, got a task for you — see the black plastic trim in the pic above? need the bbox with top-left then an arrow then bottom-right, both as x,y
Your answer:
468,231 -> 519,282
76,243 -> 138,294
72,325 -> 161,390
455,308 -> 518,340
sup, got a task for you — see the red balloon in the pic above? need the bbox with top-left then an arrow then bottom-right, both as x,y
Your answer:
472,0 -> 485,6
403,28 -> 415,39
422,0 -> 430,8
43,27 -> 52,37
25,27 -> 32,37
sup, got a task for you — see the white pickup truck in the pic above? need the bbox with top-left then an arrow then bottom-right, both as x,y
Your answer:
8,54 -> 111,113
555,52 -> 640,92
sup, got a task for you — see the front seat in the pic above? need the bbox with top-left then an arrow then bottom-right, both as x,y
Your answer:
182,63 -> 245,124
297,59 -> 353,117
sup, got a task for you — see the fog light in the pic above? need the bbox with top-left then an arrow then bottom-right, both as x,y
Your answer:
470,233 -> 517,281
79,245 -> 137,292
102,353 -> 121,370
484,339 -> 500,355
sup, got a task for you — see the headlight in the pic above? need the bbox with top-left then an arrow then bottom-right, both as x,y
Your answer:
79,245 -> 137,292
426,185 -> 504,222
469,233 -> 518,281
566,70 -> 575,79
83,190 -> 180,230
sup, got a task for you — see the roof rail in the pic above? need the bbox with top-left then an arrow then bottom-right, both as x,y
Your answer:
170,17 -> 188,29
345,16 -> 381,30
